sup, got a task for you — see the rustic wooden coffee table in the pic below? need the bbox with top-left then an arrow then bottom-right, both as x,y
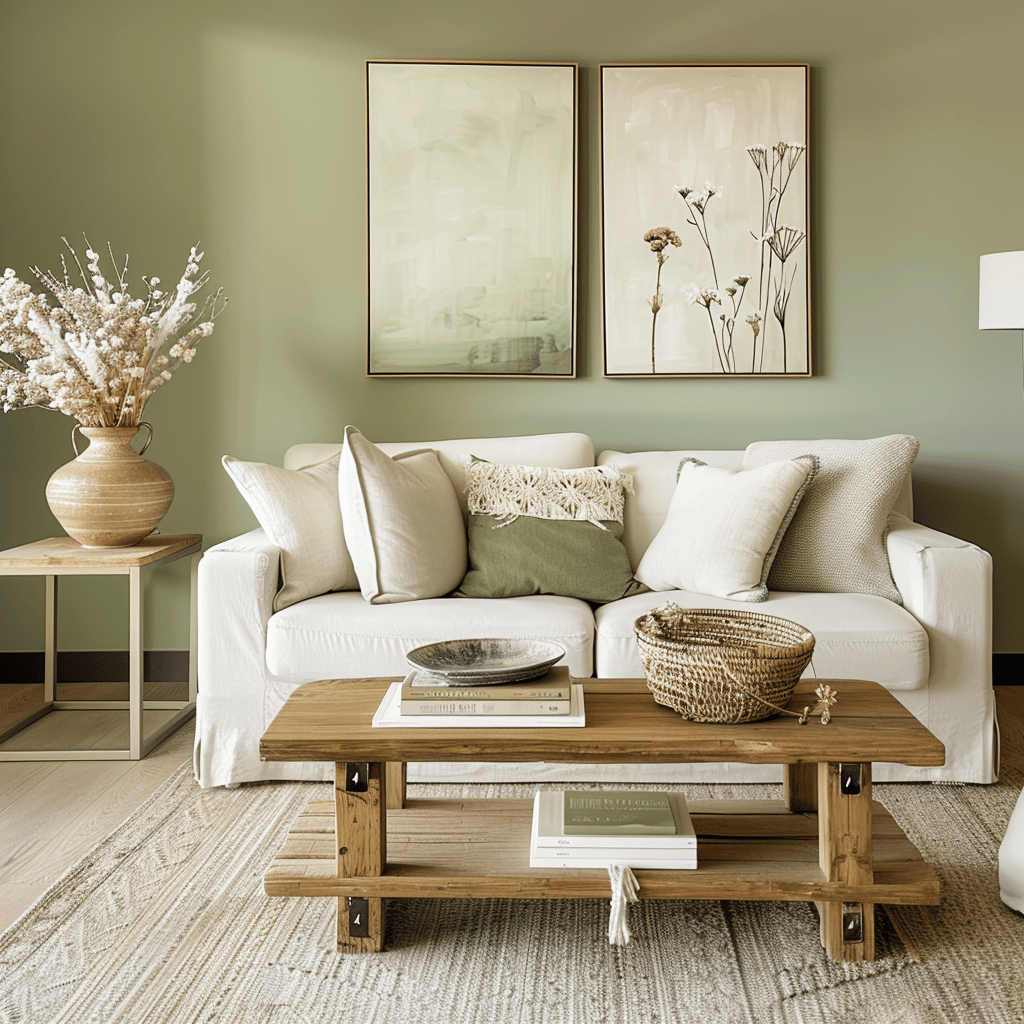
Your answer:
259,677 -> 944,961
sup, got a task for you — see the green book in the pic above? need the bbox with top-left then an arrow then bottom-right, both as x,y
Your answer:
562,791 -> 677,836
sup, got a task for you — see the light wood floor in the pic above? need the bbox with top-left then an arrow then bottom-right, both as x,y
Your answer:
0,686 -> 1021,934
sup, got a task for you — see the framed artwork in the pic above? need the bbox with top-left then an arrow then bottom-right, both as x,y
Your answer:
366,60 -> 578,377
600,63 -> 811,378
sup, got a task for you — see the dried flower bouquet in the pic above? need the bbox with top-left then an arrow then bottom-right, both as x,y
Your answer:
0,239 -> 226,427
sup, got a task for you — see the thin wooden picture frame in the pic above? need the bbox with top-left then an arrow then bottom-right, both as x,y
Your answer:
600,63 -> 811,378
366,59 -> 578,378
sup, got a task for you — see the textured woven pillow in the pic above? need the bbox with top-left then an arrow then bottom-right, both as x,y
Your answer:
743,435 -> 920,603
338,426 -> 467,604
459,459 -> 647,603
222,452 -> 358,612
635,456 -> 817,601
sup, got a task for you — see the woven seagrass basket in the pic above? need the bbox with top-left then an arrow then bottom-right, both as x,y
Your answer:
633,603 -> 815,724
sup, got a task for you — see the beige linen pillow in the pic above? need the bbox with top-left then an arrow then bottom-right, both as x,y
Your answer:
222,452 -> 357,612
635,456 -> 817,601
743,434 -> 920,603
338,425 -> 467,604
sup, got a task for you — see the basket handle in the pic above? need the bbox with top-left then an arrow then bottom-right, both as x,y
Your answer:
714,657 -> 837,725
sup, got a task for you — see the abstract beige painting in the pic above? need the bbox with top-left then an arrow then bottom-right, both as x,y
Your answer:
367,60 -> 577,378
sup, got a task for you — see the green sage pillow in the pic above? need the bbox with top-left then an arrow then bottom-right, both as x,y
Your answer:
458,459 -> 648,604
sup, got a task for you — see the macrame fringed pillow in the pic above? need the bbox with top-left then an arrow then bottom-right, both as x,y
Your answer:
458,458 -> 648,604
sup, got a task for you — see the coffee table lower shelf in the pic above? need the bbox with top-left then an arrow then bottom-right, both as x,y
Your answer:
265,796 -> 939,955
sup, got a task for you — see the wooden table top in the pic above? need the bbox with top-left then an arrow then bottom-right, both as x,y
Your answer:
259,677 -> 945,768
0,534 -> 202,571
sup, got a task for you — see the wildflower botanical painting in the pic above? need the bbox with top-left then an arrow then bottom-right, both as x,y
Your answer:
366,60 -> 577,377
600,64 -> 810,377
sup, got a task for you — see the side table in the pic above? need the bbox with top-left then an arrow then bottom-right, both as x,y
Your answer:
0,534 -> 202,760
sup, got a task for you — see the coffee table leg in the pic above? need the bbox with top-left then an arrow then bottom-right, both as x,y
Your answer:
818,761 -> 875,961
386,761 -> 407,809
783,763 -> 831,936
783,762 -> 818,812
335,761 -> 387,953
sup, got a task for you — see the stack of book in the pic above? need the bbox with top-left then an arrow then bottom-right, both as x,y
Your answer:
529,789 -> 697,869
400,665 -> 572,717
372,665 -> 586,728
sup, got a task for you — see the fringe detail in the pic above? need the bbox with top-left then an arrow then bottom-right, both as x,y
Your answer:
463,457 -> 633,528
607,864 -> 640,945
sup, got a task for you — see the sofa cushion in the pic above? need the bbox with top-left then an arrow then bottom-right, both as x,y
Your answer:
743,435 -> 919,604
338,426 -> 467,604
265,591 -> 595,680
594,589 -> 929,691
635,456 -> 817,601
221,453 -> 358,611
459,460 -> 646,603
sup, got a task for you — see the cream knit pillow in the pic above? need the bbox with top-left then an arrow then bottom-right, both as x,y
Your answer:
743,435 -> 919,603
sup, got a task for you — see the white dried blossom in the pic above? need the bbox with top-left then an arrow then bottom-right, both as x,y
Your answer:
684,284 -> 721,308
0,238 -> 226,426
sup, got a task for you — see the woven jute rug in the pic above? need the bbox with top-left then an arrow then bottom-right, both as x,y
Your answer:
1,767 -> 1022,1024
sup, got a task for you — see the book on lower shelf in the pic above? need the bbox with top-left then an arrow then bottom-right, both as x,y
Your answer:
529,790 -> 697,869
562,790 -> 679,835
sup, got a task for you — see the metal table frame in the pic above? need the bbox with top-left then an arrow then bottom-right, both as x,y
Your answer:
0,535 -> 202,760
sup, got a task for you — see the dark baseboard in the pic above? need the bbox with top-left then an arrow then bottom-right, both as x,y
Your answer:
0,650 -> 189,684
993,653 -> 1024,685
1,650 -> 1021,685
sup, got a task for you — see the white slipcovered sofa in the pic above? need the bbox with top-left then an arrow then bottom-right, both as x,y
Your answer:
194,431 -> 997,788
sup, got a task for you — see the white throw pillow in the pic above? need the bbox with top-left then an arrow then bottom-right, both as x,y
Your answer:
339,425 -> 468,604
743,435 -> 919,603
635,456 -> 817,601
222,453 -> 358,612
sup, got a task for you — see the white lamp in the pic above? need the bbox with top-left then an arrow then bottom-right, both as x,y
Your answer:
980,251 -> 1024,330
980,252 -> 1024,393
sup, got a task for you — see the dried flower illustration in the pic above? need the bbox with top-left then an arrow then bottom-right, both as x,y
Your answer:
643,227 -> 682,373
1,239 -> 226,426
745,311 -> 762,348
765,225 -> 806,264
684,284 -> 721,308
675,184 -> 750,373
746,140 -> 806,372
745,145 -> 769,175
772,264 -> 798,372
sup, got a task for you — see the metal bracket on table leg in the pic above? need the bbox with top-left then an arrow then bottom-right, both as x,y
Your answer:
839,763 -> 862,795
841,903 -> 864,942
344,763 -> 370,792
347,897 -> 370,938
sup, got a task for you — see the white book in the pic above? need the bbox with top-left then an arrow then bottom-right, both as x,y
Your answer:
372,681 -> 586,728
529,850 -> 698,870
532,790 -> 697,849
529,794 -> 697,869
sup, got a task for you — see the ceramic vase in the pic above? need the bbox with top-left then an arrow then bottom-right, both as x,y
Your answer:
45,423 -> 174,548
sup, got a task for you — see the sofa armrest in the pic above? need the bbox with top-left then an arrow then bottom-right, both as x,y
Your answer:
195,528 -> 280,786
887,512 -> 996,780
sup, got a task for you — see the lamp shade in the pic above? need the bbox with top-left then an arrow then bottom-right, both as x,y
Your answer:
979,251 -> 1024,330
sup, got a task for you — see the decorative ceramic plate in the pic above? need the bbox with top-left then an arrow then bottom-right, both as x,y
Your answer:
405,638 -> 565,686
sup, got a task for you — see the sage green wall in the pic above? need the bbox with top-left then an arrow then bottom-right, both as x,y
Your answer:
2,0 -> 1023,654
